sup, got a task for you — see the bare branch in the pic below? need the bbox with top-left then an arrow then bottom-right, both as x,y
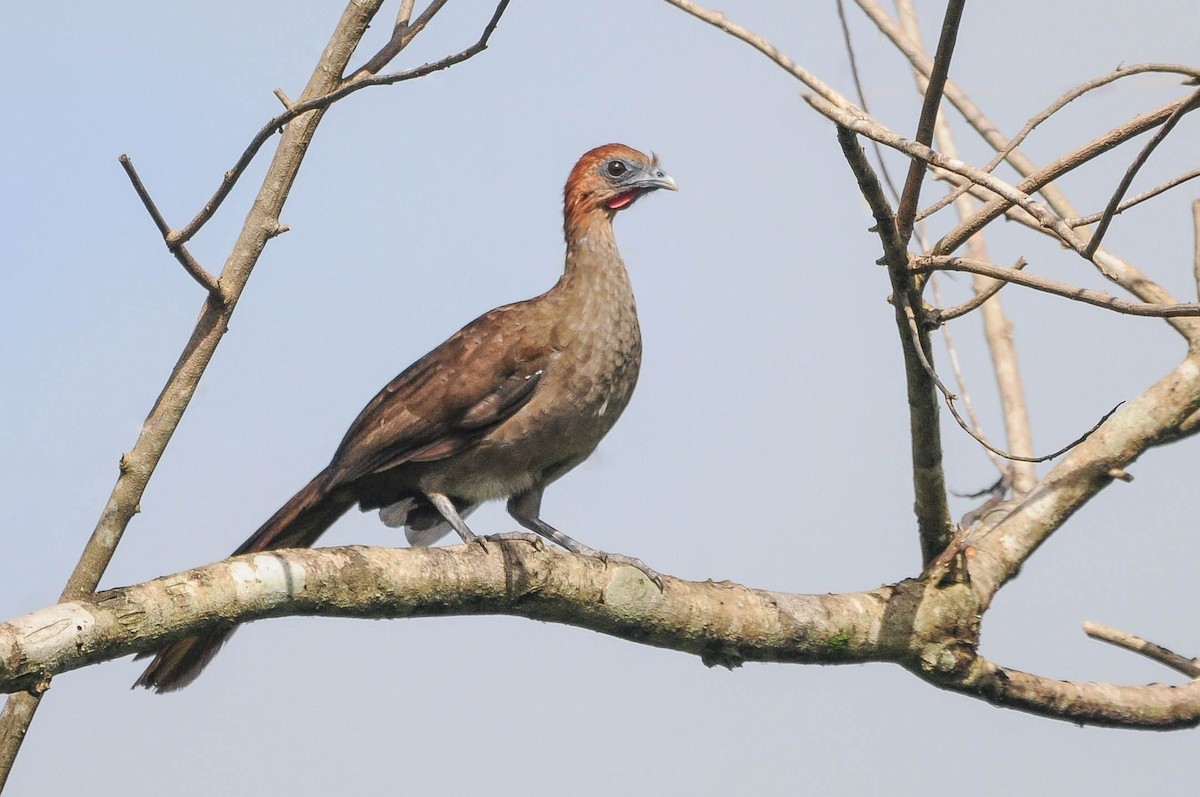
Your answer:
0,545 -> 896,692
1066,167 -> 1200,228
661,0 -> 851,109
917,63 -> 1200,224
1084,88 -> 1200,256
938,654 -> 1200,730
894,0 -> 965,243
350,0 -> 451,79
907,298 -> 1116,466
929,276 -> 1005,474
835,125 -> 952,565
896,0 -> 1037,494
806,95 -> 1095,259
1195,199 -> 1200,301
7,544 -> 1200,731
929,98 -> 1192,257
853,0 -> 1197,337
835,0 -> 901,201
117,155 -> 222,297
918,256 -> 1200,318
930,258 -> 1027,323
174,0 -> 511,246
1084,621 -> 1200,679
970,352 -> 1200,599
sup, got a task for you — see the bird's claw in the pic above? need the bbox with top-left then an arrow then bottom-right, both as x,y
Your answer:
484,531 -> 546,552
591,551 -> 663,591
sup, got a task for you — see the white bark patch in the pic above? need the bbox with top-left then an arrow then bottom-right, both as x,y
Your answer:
230,555 -> 307,604
7,603 -> 95,661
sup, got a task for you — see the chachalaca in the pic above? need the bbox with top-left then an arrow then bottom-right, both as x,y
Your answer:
134,144 -> 676,692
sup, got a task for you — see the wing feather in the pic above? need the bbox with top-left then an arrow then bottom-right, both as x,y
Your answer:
325,303 -> 550,487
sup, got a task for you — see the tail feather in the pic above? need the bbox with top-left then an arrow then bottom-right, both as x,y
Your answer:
134,471 -> 352,693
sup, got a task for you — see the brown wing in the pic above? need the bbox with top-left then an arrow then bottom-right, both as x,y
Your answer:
324,302 -> 550,488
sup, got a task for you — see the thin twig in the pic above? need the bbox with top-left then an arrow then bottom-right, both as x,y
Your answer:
1084,621 -> 1200,679
1067,167 -> 1200,227
894,0 -> 965,243
805,94 -> 1093,258
117,154 -> 222,296
918,256 -> 1200,318
350,0 -> 451,79
931,258 -> 1027,323
916,63 -> 1200,224
661,0 -> 849,109
902,298 -> 1087,465
1085,88 -> 1200,256
1194,200 -> 1200,302
174,0 -> 510,246
854,0 -> 1197,339
911,286 -> 1122,463
932,279 -> 1005,475
835,0 -> 901,202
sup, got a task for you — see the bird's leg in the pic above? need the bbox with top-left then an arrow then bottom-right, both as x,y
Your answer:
425,491 -> 486,550
505,491 -> 663,588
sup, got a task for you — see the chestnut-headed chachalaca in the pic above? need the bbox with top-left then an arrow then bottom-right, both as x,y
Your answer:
134,144 -> 676,692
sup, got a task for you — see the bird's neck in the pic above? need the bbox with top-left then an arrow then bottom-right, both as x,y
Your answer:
559,212 -> 629,294
544,211 -> 638,343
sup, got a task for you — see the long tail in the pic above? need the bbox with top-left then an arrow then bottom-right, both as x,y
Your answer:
133,470 -> 353,693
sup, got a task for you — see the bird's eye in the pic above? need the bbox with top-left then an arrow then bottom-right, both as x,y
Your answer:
605,159 -> 628,178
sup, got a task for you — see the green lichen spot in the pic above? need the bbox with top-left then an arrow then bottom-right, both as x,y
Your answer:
826,631 -> 851,652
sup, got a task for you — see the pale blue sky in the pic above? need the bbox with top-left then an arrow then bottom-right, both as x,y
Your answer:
3,2 -> 1200,794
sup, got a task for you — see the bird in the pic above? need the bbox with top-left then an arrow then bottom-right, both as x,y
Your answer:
134,144 -> 677,692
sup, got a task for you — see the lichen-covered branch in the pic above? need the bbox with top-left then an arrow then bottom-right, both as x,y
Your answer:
0,544 -> 895,692
4,542 -> 1200,731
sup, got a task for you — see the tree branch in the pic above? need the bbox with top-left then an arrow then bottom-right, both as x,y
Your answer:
929,258 -> 1026,323
174,0 -> 510,246
117,154 -> 222,297
1084,88 -> 1200,257
834,0 -> 901,202
1066,167 -> 1200,228
916,63 -> 1200,224
852,0 -> 1199,341
895,0 -> 1037,494
805,95 -> 1090,257
5,542 -> 1200,731
970,351 -> 1200,598
1083,621 -> 1200,679
893,0 -> 965,244
0,544 -> 895,692
939,653 -> 1200,730
835,125 -> 952,565
918,256 -> 1200,318
349,0 -> 450,79
660,0 -> 852,110
1194,199 -> 1200,302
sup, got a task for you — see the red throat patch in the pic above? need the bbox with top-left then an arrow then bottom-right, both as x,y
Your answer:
606,191 -> 639,210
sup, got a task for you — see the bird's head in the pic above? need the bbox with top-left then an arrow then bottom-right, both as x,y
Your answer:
563,144 -> 676,237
